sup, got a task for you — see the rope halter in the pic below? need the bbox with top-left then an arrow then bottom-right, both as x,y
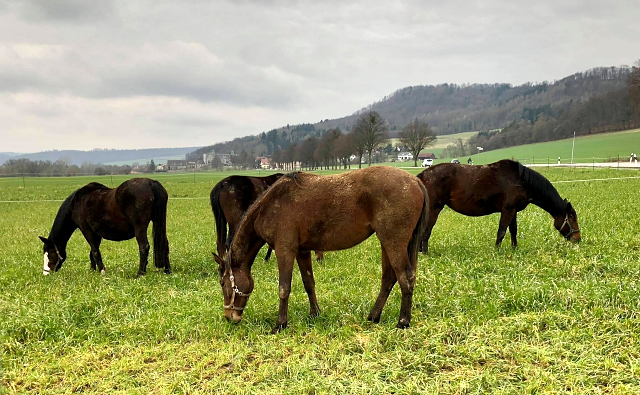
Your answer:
223,268 -> 252,311
559,214 -> 580,239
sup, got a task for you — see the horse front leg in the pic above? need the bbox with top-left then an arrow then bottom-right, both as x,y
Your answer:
496,209 -> 516,248
296,251 -> 320,317
135,230 -> 150,277
81,228 -> 104,274
273,250 -> 295,334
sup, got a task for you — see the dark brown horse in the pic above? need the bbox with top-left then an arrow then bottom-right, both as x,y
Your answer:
417,159 -> 581,253
212,166 -> 428,333
210,173 -> 324,262
39,178 -> 170,276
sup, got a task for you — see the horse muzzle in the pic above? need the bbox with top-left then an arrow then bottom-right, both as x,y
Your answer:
224,309 -> 243,323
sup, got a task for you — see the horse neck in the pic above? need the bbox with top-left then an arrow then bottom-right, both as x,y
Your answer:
48,203 -> 78,255
229,213 -> 265,272
530,187 -> 566,217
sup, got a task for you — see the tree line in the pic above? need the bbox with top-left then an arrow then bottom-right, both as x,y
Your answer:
466,64 -> 640,154
0,158 -> 134,176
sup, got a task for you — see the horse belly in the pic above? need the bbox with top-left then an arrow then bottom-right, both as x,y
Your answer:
300,221 -> 374,252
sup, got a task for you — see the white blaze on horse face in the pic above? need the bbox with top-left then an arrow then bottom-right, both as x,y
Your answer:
43,252 -> 50,275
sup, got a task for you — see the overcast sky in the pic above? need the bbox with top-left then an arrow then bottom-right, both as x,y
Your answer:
0,0 -> 638,152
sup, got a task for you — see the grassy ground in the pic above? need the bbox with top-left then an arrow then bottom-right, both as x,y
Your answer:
464,128 -> 640,165
1,167 -> 640,393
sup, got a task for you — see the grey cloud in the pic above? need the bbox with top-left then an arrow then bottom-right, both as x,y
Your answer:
0,42 -> 304,107
8,0 -> 116,22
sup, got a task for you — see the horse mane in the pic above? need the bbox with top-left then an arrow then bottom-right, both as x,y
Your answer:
516,162 -> 566,213
49,191 -> 77,240
50,183 -> 109,239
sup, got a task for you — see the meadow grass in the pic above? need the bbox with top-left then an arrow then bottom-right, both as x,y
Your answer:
465,128 -> 640,165
1,167 -> 640,393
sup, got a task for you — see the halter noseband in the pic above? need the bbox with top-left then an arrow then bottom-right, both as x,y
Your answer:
559,214 -> 579,239
223,268 -> 251,312
44,243 -> 66,274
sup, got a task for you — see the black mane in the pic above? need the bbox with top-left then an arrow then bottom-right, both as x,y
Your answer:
516,162 -> 566,214
49,183 -> 109,241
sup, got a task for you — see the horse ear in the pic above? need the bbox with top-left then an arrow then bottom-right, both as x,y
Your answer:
39,236 -> 50,245
566,202 -> 573,211
211,252 -> 224,267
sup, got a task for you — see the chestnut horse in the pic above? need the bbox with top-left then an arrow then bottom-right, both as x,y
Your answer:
417,159 -> 581,253
212,166 -> 429,333
210,173 -> 323,262
39,178 -> 170,276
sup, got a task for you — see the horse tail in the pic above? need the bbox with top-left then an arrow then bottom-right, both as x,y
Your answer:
408,180 -> 429,267
151,180 -> 170,269
210,182 -> 228,257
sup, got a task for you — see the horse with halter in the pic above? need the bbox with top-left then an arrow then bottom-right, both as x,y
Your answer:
210,173 -> 323,262
39,178 -> 170,277
417,159 -> 581,253
212,166 -> 429,333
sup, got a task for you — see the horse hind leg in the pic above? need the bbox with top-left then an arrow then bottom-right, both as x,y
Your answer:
296,251 -> 320,317
509,213 -> 518,248
367,246 -> 397,324
495,209 -> 516,248
135,229 -> 150,277
421,206 -> 442,254
384,243 -> 416,329
264,247 -> 273,262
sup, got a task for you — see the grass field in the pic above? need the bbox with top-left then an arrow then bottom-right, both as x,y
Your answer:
2,167 -> 640,393
464,128 -> 640,165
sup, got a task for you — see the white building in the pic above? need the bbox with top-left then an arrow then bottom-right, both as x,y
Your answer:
398,152 -> 413,161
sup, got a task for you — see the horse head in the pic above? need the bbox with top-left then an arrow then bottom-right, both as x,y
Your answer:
39,236 -> 66,275
212,252 -> 253,323
553,200 -> 581,243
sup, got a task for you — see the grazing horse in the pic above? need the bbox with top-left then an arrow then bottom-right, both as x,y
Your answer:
417,159 -> 581,253
210,173 -> 324,262
39,178 -> 170,276
212,166 -> 429,333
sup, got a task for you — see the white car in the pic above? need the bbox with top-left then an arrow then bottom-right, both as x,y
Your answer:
421,159 -> 433,167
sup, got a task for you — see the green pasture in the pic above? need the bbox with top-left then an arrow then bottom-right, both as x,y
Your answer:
1,167 -> 640,393
465,128 -> 640,165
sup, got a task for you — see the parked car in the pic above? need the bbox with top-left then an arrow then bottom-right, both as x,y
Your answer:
450,159 -> 460,164
421,159 -> 433,167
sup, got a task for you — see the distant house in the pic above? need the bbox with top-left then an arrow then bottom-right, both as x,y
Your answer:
156,164 -> 167,171
203,150 -> 216,164
418,153 -> 436,160
167,160 -> 188,170
398,152 -> 413,161
259,157 -> 271,169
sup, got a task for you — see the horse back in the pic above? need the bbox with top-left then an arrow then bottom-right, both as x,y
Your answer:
253,167 -> 425,252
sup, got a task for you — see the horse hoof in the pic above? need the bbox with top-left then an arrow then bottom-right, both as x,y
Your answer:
367,314 -> 380,324
271,323 -> 287,334
100,269 -> 106,275
164,269 -> 171,275
136,271 -> 146,277
396,320 -> 410,329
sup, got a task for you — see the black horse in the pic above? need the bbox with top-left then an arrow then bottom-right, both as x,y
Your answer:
210,173 -> 283,260
39,178 -> 170,276
417,159 -> 581,252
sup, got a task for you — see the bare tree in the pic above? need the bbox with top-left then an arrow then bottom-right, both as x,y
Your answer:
398,119 -> 437,167
629,59 -> 640,117
353,111 -> 389,166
